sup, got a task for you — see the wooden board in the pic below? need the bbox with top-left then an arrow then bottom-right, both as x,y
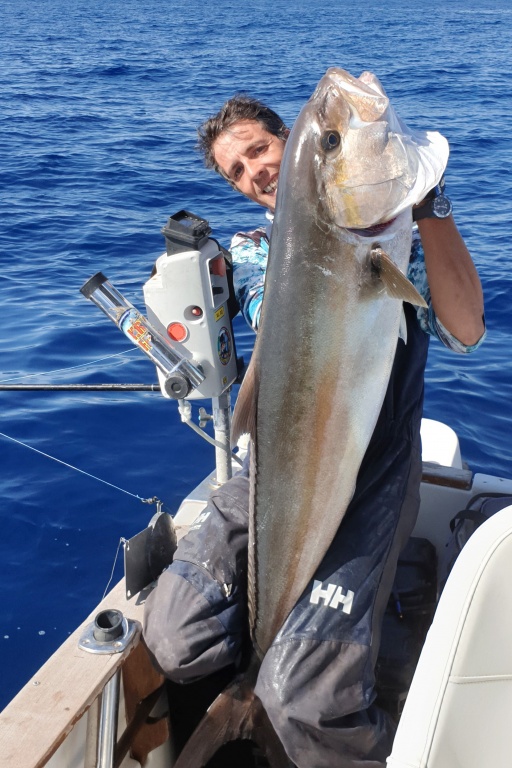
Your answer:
0,580 -> 157,767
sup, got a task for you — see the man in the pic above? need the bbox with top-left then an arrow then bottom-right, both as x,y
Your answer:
144,92 -> 485,767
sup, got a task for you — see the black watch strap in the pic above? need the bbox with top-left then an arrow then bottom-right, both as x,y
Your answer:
413,177 -> 452,222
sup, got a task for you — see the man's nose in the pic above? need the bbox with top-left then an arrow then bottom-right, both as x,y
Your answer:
246,158 -> 264,181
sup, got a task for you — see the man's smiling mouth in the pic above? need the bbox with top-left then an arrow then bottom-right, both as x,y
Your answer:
263,179 -> 278,194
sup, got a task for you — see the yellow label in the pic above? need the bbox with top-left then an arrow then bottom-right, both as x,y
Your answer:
214,306 -> 225,322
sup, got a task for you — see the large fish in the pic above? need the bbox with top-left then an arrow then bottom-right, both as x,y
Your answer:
233,67 -> 448,656
173,68 -> 448,767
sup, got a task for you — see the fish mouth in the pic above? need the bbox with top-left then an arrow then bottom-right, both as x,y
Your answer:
347,218 -> 396,237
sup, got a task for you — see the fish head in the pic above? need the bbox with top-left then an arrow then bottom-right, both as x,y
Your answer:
282,67 -> 449,229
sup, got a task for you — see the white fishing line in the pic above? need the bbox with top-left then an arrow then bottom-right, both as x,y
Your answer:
0,430 -> 150,502
102,537 -> 126,599
0,347 -> 138,384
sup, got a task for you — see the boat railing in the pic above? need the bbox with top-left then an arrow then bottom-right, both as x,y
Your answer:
0,579 -> 169,768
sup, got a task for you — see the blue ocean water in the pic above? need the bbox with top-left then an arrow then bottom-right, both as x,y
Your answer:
0,0 -> 511,710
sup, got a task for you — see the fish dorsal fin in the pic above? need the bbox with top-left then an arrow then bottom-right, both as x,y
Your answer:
371,247 -> 427,308
231,350 -> 259,447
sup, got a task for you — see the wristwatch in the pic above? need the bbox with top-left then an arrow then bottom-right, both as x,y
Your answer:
413,177 -> 452,221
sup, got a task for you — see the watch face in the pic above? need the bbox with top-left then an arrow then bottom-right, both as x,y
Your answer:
432,194 -> 452,218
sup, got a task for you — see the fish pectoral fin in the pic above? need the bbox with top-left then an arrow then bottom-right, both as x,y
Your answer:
371,247 -> 428,308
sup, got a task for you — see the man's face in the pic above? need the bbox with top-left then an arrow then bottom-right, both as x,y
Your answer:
212,120 -> 287,212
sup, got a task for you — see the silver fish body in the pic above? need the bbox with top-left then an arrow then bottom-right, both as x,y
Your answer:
234,67 -> 448,656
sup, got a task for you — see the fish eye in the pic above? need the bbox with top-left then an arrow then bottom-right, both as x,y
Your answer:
321,130 -> 341,152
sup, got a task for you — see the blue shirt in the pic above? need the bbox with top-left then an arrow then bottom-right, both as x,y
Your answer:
230,219 -> 484,354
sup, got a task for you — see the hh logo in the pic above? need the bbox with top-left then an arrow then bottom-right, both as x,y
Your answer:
310,580 -> 354,614
189,510 -> 211,531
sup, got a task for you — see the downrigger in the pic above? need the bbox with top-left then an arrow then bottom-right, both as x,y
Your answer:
80,211 -> 244,597
81,209 -> 242,485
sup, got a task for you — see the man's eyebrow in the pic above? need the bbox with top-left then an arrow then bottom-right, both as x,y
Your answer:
225,139 -> 267,179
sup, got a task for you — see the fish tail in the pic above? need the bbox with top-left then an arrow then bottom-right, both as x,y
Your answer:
172,673 -> 290,768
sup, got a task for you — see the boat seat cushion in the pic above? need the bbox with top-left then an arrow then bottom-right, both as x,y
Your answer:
386,504 -> 512,768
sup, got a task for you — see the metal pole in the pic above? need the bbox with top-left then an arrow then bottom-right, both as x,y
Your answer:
212,392 -> 232,485
84,695 -> 101,768
97,670 -> 121,768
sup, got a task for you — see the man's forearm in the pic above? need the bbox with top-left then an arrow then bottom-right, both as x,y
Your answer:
418,215 -> 485,347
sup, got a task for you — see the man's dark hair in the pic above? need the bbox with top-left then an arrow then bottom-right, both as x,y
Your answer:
197,94 -> 287,180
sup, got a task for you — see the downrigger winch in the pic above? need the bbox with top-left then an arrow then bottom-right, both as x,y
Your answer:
80,210 -> 243,486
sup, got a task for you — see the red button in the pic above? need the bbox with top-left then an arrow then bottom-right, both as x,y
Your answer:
167,322 -> 188,342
